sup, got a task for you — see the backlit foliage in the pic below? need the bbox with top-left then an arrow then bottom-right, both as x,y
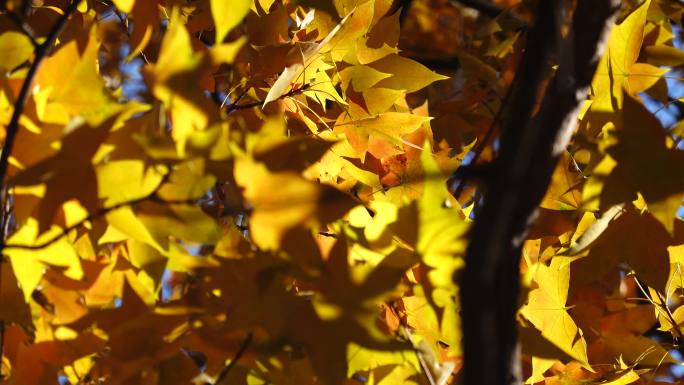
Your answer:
0,0 -> 683,384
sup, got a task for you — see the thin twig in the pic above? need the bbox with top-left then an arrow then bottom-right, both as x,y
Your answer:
0,0 -> 83,252
234,223 -> 338,238
633,274 -> 684,342
226,83 -> 311,112
212,332 -> 253,385
223,86 -> 249,109
402,326 -> 438,385
317,231 -> 338,238
117,11 -> 149,63
4,173 -> 171,251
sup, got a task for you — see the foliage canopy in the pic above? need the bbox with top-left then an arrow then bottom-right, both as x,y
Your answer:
0,0 -> 684,384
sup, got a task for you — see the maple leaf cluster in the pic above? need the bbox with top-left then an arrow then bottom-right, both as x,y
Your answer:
0,0 -> 682,385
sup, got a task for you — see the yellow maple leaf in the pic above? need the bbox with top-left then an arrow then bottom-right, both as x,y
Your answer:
519,256 -> 590,369
210,0 -> 251,43
0,31 -> 34,72
590,0 -> 652,114
234,157 -> 356,249
4,218 -> 83,301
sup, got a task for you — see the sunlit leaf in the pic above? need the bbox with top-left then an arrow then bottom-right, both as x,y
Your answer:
211,0 -> 252,43
235,158 -> 356,249
0,31 -> 33,72
519,256 -> 589,368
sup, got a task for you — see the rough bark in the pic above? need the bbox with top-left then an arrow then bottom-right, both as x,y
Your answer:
458,1 -> 620,385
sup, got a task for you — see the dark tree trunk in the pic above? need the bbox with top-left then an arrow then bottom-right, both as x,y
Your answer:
458,1 -> 620,385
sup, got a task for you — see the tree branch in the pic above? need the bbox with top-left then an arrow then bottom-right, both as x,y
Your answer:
458,1 -> 619,384
3,173 -> 173,251
211,332 -> 253,385
0,0 -> 83,249
0,4 -> 81,368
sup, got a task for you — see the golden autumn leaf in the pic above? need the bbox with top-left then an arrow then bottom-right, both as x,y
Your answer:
210,0 -> 252,43
144,12 -> 224,155
4,217 -> 82,301
234,157 -> 356,249
336,111 -> 431,159
115,0 -> 160,59
0,0 -> 682,384
573,205 -> 672,291
589,0 -> 652,114
368,54 -> 449,93
9,117 -> 114,231
0,31 -> 33,72
519,257 -> 589,369
643,44 -> 684,66
0,260 -> 32,327
601,94 -> 684,232
35,28 -> 120,124
262,10 -> 353,107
